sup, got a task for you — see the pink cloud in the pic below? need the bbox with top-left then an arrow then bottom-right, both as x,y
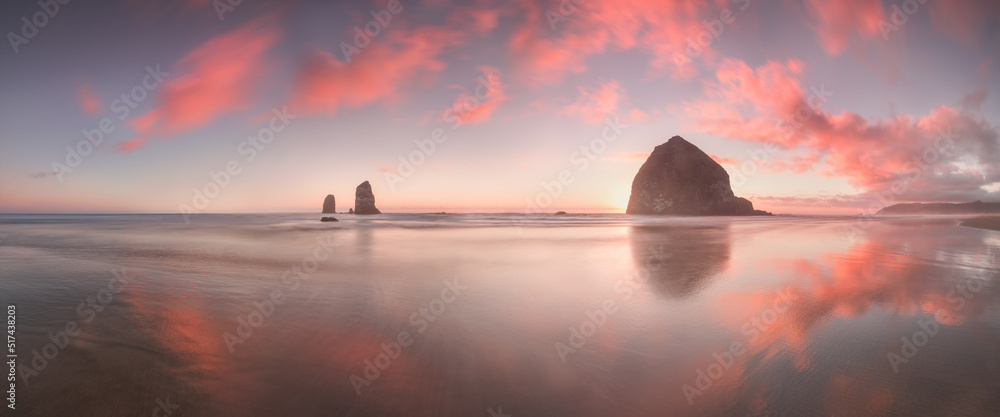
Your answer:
441,66 -> 507,125
560,80 -> 626,124
558,79 -> 652,124
508,0 -> 738,84
77,82 -> 100,116
804,0 -> 885,55
292,25 -> 463,116
628,108 -> 651,123
767,153 -> 822,174
609,152 -> 651,161
118,17 -> 281,152
710,155 -> 737,166
684,58 -> 1000,201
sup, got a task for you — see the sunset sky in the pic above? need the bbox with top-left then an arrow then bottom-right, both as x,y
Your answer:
1,0 -> 998,214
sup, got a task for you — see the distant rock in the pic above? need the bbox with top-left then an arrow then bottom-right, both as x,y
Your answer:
320,217 -> 338,222
876,201 -> 1000,215
354,181 -> 381,214
348,208 -> 354,214
626,136 -> 770,216
555,211 -> 567,215
322,194 -> 336,213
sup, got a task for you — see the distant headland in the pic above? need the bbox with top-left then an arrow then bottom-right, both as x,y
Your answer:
876,201 -> 1000,215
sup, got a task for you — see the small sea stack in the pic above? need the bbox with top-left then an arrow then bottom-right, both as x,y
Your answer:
354,181 -> 381,214
322,194 -> 336,213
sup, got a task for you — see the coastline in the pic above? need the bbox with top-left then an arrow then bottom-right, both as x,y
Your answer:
959,216 -> 1000,232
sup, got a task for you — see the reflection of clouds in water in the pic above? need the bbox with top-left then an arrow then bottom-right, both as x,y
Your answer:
684,221 -> 1000,416
630,223 -> 731,299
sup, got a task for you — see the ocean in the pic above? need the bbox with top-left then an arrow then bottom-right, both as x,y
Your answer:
1,213 -> 998,416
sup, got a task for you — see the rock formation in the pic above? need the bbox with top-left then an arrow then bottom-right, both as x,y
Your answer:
320,217 -> 338,222
354,181 -> 381,214
626,136 -> 770,216
322,194 -> 336,213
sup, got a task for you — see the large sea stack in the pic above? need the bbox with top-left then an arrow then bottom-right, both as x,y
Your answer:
626,136 -> 768,216
322,194 -> 336,213
354,181 -> 381,214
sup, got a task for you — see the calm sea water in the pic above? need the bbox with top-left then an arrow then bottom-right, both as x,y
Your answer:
0,213 -> 997,416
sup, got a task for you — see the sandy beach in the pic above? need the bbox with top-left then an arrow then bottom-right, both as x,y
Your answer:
961,216 -> 1000,232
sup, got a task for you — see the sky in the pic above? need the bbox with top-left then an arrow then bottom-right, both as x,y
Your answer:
1,0 -> 998,215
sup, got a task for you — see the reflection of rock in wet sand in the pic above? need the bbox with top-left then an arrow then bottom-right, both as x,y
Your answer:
630,223 -> 731,298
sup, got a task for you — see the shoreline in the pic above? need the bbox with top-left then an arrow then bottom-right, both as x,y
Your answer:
959,216 -> 1000,232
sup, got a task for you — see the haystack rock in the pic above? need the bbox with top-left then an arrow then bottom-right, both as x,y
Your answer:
322,194 -> 336,213
626,136 -> 770,216
354,181 -> 381,214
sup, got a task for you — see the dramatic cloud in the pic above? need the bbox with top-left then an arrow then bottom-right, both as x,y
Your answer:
509,0 -> 742,84
804,0 -> 885,55
118,17 -> 281,152
685,58 -> 1000,202
292,25 -> 463,116
77,82 -> 100,116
